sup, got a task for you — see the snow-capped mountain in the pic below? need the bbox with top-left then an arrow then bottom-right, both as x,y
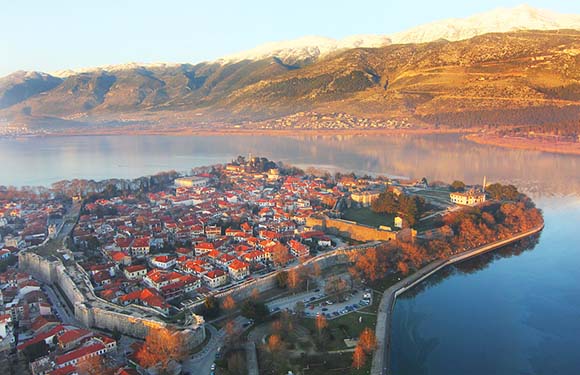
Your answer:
218,35 -> 392,65
33,4 -> 580,77
50,62 -> 184,78
390,4 -> 580,44
220,4 -> 580,64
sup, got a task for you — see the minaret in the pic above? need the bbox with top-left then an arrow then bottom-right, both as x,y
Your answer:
483,176 -> 487,192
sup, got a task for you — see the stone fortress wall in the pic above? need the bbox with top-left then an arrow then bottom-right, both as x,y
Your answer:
306,214 -> 399,242
19,237 -> 383,343
19,252 -> 206,347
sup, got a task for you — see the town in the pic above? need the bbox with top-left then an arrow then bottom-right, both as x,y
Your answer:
0,156 -> 543,375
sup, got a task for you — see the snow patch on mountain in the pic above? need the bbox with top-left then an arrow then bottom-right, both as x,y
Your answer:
50,62 -> 185,78
45,4 -> 580,77
218,35 -> 392,64
390,4 -> 580,44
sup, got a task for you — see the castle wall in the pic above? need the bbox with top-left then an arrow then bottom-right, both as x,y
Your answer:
19,252 -> 205,346
306,215 -> 398,242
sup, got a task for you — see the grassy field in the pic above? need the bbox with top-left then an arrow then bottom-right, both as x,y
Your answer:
298,293 -> 380,351
369,273 -> 402,293
342,207 -> 394,228
411,187 -> 453,208
291,352 -> 372,375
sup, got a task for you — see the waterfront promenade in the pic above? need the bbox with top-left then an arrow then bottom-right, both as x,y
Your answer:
371,223 -> 545,375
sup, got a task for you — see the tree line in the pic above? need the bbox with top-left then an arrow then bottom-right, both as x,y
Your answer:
370,190 -> 427,227
350,189 -> 543,282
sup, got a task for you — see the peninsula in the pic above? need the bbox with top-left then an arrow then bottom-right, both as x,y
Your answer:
0,156 -> 544,374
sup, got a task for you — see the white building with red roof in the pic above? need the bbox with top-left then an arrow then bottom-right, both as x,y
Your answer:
123,264 -> 147,280
289,239 -> 310,258
203,269 -> 228,288
55,342 -> 107,368
195,242 -> 215,256
228,260 -> 250,281
130,237 -> 150,257
150,255 -> 176,269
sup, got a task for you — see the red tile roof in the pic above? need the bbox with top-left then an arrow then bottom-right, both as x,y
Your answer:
58,328 -> 93,346
55,342 -> 105,366
229,259 -> 250,271
125,264 -> 147,273
205,269 -> 226,279
17,325 -> 66,351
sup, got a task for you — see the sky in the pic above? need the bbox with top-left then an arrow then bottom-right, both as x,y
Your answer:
1,0 -> 579,77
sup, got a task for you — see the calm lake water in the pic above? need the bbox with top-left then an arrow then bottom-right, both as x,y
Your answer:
2,133 -> 580,374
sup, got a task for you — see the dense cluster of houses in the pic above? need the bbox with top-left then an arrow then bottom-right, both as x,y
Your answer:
0,196 -> 64,253
72,162 -> 341,315
0,269 -> 125,375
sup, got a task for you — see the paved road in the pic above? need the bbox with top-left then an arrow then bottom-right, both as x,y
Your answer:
182,316 -> 250,375
245,342 -> 259,375
42,283 -> 77,325
266,288 -> 323,313
303,288 -> 372,320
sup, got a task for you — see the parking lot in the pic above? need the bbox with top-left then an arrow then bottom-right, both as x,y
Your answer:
303,288 -> 372,320
266,285 -> 373,320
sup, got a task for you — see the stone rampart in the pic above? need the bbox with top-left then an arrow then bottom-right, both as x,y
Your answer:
306,214 -> 398,242
19,251 -> 206,346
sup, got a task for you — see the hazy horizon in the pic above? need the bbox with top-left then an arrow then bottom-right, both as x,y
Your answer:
1,0 -> 579,77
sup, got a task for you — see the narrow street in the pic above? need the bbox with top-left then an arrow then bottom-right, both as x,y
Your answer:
182,316 -> 250,375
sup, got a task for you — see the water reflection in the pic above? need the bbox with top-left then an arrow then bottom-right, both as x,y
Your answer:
390,196 -> 580,375
1,134 -> 579,196
400,235 -> 541,299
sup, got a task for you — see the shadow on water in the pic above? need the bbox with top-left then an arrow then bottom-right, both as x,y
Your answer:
391,234 -> 543,375
400,234 -> 541,300
390,301 -> 439,375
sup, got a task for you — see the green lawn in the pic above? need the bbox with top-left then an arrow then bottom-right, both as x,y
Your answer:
298,297 -> 379,351
291,352 -> 372,375
368,273 -> 401,293
342,207 -> 394,228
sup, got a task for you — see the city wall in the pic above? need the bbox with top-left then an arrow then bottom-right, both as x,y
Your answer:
19,252 -> 205,347
306,215 -> 399,242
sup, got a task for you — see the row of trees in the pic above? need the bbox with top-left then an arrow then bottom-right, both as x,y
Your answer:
350,196 -> 543,282
276,262 -> 322,292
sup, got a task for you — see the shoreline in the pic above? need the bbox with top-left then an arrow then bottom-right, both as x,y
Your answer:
465,134 -> 580,156
6,128 -> 580,156
371,223 -> 545,375
16,127 -> 473,138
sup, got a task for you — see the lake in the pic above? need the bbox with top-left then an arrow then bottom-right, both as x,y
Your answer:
2,133 -> 579,374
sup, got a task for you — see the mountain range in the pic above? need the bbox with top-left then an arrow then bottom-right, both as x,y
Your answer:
1,4 -> 579,131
